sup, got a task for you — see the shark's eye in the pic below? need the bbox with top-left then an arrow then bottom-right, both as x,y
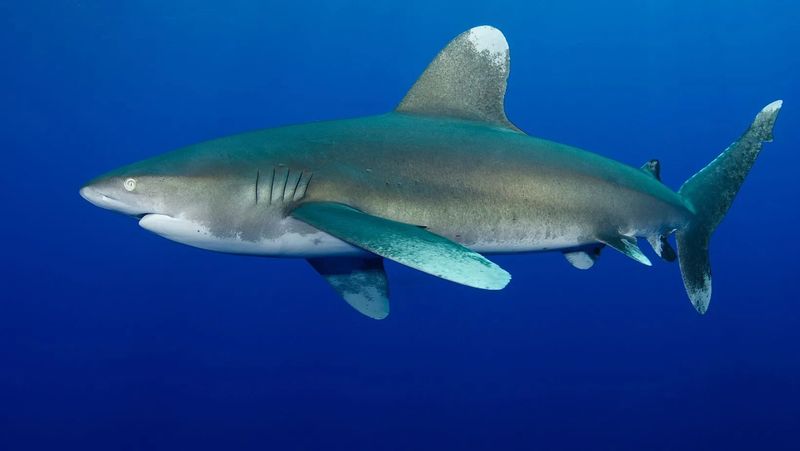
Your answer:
124,178 -> 137,192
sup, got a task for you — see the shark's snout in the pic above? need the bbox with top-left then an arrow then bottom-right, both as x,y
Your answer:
80,184 -> 149,216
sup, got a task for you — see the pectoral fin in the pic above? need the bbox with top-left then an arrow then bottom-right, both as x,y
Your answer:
309,257 -> 389,320
599,235 -> 652,266
292,202 -> 511,290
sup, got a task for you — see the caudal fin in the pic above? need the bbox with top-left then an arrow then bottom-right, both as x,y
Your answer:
677,100 -> 782,314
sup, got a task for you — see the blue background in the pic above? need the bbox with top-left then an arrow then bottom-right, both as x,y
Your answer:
1,1 -> 798,449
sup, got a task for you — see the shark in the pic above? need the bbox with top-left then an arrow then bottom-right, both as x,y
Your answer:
80,26 -> 782,320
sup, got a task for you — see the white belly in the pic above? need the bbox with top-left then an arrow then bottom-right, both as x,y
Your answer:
138,214 -> 594,258
138,214 -> 364,257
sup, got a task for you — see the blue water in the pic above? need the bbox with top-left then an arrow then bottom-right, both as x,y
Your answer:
2,1 -> 798,449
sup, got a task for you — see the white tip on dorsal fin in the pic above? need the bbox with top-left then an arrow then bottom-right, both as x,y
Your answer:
396,26 -> 521,132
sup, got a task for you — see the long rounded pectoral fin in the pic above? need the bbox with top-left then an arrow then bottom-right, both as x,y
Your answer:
291,202 -> 511,290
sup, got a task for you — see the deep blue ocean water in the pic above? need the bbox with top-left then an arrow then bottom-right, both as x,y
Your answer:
1,1 -> 798,449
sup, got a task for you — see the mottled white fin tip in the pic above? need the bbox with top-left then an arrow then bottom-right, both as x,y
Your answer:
753,99 -> 783,142
467,25 -> 508,56
395,25 -> 519,131
755,100 -> 782,125
762,99 -> 783,114
563,250 -> 595,270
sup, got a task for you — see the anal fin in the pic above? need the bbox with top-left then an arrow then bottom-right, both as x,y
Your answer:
309,257 -> 389,320
647,234 -> 676,262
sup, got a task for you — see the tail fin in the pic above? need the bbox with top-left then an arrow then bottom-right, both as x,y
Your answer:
677,100 -> 782,314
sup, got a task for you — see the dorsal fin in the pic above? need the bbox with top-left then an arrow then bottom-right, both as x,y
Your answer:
641,159 -> 661,180
396,26 -> 520,132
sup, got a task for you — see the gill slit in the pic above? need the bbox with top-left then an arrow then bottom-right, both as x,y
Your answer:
291,171 -> 303,201
267,168 -> 275,205
296,172 -> 313,201
280,168 -> 289,202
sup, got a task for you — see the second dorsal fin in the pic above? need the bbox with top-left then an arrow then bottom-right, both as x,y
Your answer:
641,159 -> 661,180
395,26 -> 520,132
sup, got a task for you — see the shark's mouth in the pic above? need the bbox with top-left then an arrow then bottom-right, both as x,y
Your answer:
79,186 -> 148,217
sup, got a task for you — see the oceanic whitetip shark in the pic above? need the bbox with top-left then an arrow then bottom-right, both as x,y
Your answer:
81,26 -> 782,319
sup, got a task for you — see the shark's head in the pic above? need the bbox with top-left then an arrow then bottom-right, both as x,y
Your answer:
80,143 -> 265,247
80,169 -> 165,219
79,142 -> 313,254
80,150 -> 206,219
